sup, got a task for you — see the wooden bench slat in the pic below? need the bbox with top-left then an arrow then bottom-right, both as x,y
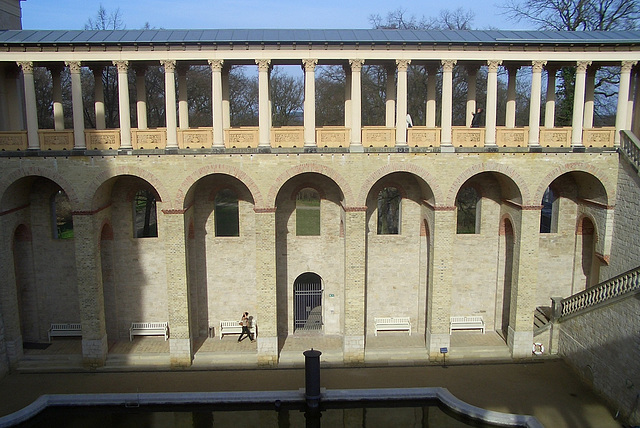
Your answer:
219,320 -> 257,339
129,322 -> 169,341
450,316 -> 485,334
48,323 -> 82,342
374,317 -> 411,336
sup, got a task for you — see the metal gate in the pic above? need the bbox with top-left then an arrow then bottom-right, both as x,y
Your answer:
294,274 -> 323,331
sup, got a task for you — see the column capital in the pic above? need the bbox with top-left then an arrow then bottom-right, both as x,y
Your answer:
113,60 -> 129,73
65,61 -> 82,74
487,60 -> 502,72
576,61 -> 592,73
16,61 -> 34,73
349,59 -> 364,72
160,60 -> 176,72
255,59 -> 271,72
441,59 -> 457,72
396,59 -> 411,71
531,60 -> 547,73
208,59 -> 224,72
302,58 -> 318,72
621,60 -> 638,73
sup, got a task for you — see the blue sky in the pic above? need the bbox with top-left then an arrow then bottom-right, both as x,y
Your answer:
20,0 -> 528,31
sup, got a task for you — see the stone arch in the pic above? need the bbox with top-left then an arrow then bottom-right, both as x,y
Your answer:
0,166 -> 81,208
534,162 -> 613,206
446,162 -> 529,207
499,213 -> 519,241
87,166 -> 170,211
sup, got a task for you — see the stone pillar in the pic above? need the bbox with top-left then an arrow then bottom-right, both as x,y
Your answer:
544,66 -> 557,128
17,61 -> 39,149
303,59 -> 318,147
161,60 -> 178,150
440,60 -> 456,149
571,61 -> 591,147
632,68 -> 640,136
256,59 -> 271,148
66,61 -> 86,149
505,65 -> 518,128
134,65 -> 147,130
349,59 -> 364,150
222,65 -> 231,130
113,60 -> 132,149
343,208 -> 366,364
385,64 -> 396,128
396,59 -> 410,146
344,64 -> 352,129
0,217 -> 24,366
91,66 -> 106,130
177,65 -> 189,130
583,66 -> 597,129
426,65 -> 437,128
485,60 -> 502,147
615,61 -> 637,146
73,214 -> 108,367
528,61 -> 546,147
49,65 -> 65,131
4,65 -> 23,131
209,60 -> 224,148
426,208 -> 455,359
466,65 -> 479,127
162,210 -> 193,368
627,68 -> 637,131
254,209 -> 278,366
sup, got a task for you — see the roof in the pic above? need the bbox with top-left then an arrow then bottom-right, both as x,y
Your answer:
1,29 -> 640,46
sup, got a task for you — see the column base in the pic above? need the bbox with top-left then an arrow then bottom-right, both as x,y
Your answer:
426,331 -> 450,361
257,336 -> 278,367
169,338 -> 193,368
82,335 -> 108,368
508,326 -> 534,359
343,335 -> 365,365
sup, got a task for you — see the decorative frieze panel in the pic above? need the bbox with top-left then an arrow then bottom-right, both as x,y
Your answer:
362,126 -> 395,147
271,127 -> 304,148
178,128 -> 213,149
408,127 -> 440,147
39,130 -> 73,150
583,128 -> 615,147
316,127 -> 348,148
131,128 -> 168,149
452,127 -> 484,147
86,130 -> 120,150
540,127 -> 572,147
225,127 -> 259,148
496,127 -> 529,147
0,132 -> 27,151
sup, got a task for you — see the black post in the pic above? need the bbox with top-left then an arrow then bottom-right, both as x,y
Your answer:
303,348 -> 322,410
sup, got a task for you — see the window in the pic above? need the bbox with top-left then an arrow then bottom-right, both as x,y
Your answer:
377,187 -> 400,235
52,190 -> 73,239
540,187 -> 558,233
456,186 -> 480,234
296,188 -> 321,236
214,189 -> 239,237
134,190 -> 158,238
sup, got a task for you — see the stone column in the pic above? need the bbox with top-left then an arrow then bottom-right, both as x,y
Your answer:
627,68 -> 637,130
583,66 -> 597,129
485,60 -> 502,147
256,59 -> 271,148
505,65 -> 518,128
528,60 -> 546,147
349,59 -> 364,150
466,65 -> 479,127
73,213 -> 108,367
177,65 -> 189,130
440,60 -> 456,149
343,208 -> 366,364
615,61 -> 637,146
134,65 -> 147,130
17,61 -> 39,149
632,68 -> 640,135
303,59 -> 318,147
254,209 -> 278,366
222,65 -> 231,130
66,61 -> 86,149
161,60 -> 178,150
113,60 -> 132,149
49,65 -> 65,131
343,64 -> 352,129
3,65 -> 23,131
385,64 -> 396,128
396,59 -> 410,146
426,65 -> 437,128
571,61 -> 591,147
544,66 -> 557,128
209,60 -> 225,148
91,66 -> 106,130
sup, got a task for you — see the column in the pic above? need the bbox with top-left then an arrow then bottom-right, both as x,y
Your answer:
254,209 -> 278,366
3,66 -> 23,130
571,61 -> 591,147
303,58 -> 318,147
49,65 -> 64,131
544,66 -> 557,128
66,61 -> 86,149
222,64 -> 231,130
134,65 -> 147,130
161,60 -> 178,150
485,60 -> 502,147
632,68 -> 640,136
396,59 -> 410,146
349,59 -> 364,150
113,60 -> 132,149
343,64 -> 352,129
209,59 -> 224,148
256,59 -> 271,148
627,68 -> 636,130
343,208 -> 366,364
466,65 -> 479,127
615,61 -> 637,145
0,217 -> 24,366
73,214 -> 108,367
426,65 -> 437,128
17,61 -> 39,149
161,210 -> 193,368
0,66 -> 6,130
385,64 -> 396,128
528,60 -> 546,147
505,65 -> 518,128
583,66 -> 597,129
177,65 -> 189,130
91,66 -> 106,130
440,60 -> 456,148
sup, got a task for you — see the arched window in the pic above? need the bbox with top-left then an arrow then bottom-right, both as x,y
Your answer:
540,187 -> 558,233
214,189 -> 239,237
134,190 -> 158,238
377,187 -> 401,235
296,188 -> 320,236
456,186 -> 480,234
52,190 -> 73,239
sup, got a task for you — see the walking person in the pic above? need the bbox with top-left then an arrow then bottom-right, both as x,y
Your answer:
238,312 -> 254,342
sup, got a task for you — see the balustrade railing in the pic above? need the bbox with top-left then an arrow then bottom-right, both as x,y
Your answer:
620,130 -> 640,171
560,265 -> 640,318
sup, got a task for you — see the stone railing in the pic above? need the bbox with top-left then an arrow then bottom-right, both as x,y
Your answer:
362,126 -> 395,147
619,130 -> 640,171
583,127 -> 615,148
316,126 -> 348,148
86,130 -> 121,150
540,127 -> 572,147
272,126 -> 304,148
496,127 -> 529,148
0,131 -> 28,150
225,127 -> 259,148
452,127 -> 485,147
408,127 -> 440,147
559,265 -> 640,318
39,130 -> 74,150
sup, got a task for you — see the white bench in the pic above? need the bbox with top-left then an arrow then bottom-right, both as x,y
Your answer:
48,323 -> 82,342
129,322 -> 169,341
219,319 -> 257,339
374,317 -> 411,336
449,316 -> 485,334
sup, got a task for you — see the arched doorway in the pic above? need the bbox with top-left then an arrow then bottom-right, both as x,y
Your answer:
575,217 -> 599,291
293,272 -> 323,332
